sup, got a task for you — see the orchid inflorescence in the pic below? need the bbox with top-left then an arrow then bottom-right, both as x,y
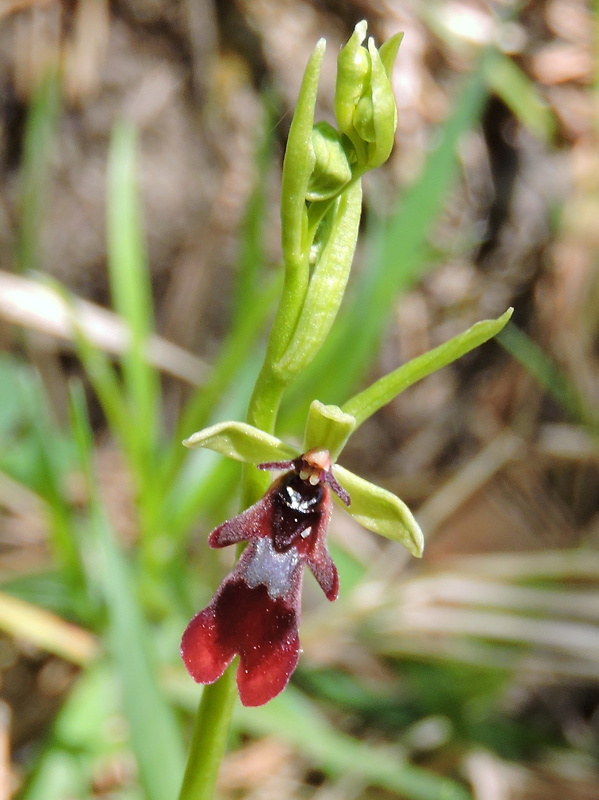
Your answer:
179,17 -> 512,727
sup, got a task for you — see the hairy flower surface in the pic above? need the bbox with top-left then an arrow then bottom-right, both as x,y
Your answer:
181,449 -> 349,706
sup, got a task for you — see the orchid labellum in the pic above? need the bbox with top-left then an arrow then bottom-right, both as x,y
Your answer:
181,449 -> 349,707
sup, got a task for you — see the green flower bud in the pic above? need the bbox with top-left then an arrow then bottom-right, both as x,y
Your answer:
362,37 -> 400,168
334,20 -> 370,137
306,122 -> 353,201
334,21 -> 402,172
353,92 -> 376,142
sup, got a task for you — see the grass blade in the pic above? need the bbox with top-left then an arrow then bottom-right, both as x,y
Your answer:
498,324 -> 599,432
482,51 -> 555,141
106,121 -> 160,460
69,383 -> 185,799
237,687 -> 472,800
17,72 -> 61,274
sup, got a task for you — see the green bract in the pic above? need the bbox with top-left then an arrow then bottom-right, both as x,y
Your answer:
342,309 -> 514,425
273,180 -> 362,380
280,39 -> 324,272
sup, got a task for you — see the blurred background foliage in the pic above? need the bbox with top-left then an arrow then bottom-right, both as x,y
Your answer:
0,0 -> 598,798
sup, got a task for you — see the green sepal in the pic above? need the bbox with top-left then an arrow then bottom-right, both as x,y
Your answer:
333,465 -> 424,556
302,400 -> 356,461
183,422 -> 296,465
361,37 -> 399,168
334,21 -> 370,139
379,32 -> 403,79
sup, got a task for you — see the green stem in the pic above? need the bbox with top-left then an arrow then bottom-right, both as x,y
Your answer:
243,364 -> 288,506
177,303 -> 290,800
177,665 -> 237,800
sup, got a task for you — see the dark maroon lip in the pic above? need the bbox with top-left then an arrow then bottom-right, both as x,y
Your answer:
181,449 -> 347,706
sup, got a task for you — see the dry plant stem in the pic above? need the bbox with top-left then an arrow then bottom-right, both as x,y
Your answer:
0,702 -> 10,800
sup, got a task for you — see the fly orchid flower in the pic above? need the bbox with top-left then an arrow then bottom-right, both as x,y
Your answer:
182,306 -> 513,707
180,400 -> 425,707
181,449 -> 349,706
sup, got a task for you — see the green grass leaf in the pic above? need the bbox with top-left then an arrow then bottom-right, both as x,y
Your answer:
482,51 -> 555,141
107,121 -> 161,463
69,385 -> 185,800
498,324 -> 599,432
17,72 -> 61,274
237,687 -> 472,800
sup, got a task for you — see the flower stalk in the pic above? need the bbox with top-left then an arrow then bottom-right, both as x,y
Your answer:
177,667 -> 237,800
